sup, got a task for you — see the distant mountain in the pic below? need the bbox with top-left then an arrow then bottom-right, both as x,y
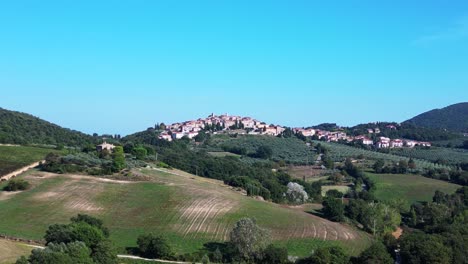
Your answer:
0,107 -> 93,146
404,103 -> 468,133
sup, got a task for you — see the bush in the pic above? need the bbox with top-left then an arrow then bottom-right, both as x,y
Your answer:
3,179 -> 30,191
137,233 -> 173,259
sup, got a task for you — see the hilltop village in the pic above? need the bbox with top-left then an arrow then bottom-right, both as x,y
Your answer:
158,113 -> 432,148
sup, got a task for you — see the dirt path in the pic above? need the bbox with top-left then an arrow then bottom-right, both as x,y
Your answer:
0,160 -> 44,181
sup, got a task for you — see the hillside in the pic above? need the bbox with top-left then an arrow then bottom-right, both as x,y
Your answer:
0,107 -> 93,147
404,102 -> 468,133
0,169 -> 371,257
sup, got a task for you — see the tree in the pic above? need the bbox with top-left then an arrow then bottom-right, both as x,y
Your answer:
462,140 -> 468,150
254,145 -> 273,159
286,182 -> 309,204
356,242 -> 393,264
194,131 -> 207,142
201,254 -> 210,264
92,240 -> 118,264
137,233 -> 173,259
229,218 -> 270,261
408,158 -> 416,170
298,246 -> 349,264
26,242 -> 94,264
133,146 -> 148,160
326,189 -> 344,199
397,160 -> 408,174
400,232 -> 452,264
322,155 -> 334,169
211,247 -> 223,263
322,197 -> 345,222
373,160 -> 385,173
360,202 -> 401,236
112,146 -> 125,172
259,244 -> 289,264
70,214 -> 109,237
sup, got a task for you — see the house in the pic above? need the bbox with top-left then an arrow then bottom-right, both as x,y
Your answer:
362,138 -> 373,145
241,118 -> 255,128
158,133 -> 172,141
376,141 -> 390,148
187,132 -> 199,139
390,139 -> 403,148
367,129 -> 374,134
374,128 -> 381,134
419,142 -> 432,147
171,132 -> 186,140
294,128 -> 316,137
96,142 -> 115,152
404,140 -> 417,148
262,126 -> 285,136
355,135 -> 373,145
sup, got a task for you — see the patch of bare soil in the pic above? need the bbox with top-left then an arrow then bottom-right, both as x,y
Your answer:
175,196 -> 238,240
0,191 -> 22,201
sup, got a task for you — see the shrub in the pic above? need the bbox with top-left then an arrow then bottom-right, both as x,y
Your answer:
3,179 -> 30,191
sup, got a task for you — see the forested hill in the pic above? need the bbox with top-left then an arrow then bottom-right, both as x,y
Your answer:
0,107 -> 93,147
404,102 -> 468,133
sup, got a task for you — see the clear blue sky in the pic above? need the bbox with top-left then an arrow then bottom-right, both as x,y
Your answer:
1,1 -> 467,135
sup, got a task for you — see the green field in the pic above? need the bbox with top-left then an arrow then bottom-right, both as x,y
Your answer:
367,172 -> 461,209
321,185 -> 351,196
205,135 -> 316,164
0,145 -> 63,176
0,168 -> 371,258
313,141 -> 452,170
389,147 -> 468,165
0,239 -> 34,264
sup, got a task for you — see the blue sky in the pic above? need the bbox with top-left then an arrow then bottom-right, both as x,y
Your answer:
1,1 -> 467,135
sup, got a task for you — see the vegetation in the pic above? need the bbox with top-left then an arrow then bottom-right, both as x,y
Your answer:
351,121 -> 460,141
401,187 -> 468,264
136,234 -> 173,259
16,214 -> 118,264
312,141 -> 451,171
3,179 -> 30,191
366,172 -> 461,209
228,218 -> 270,262
0,170 -> 371,258
204,135 -> 316,165
0,107 -> 94,147
0,145 -> 64,176
388,146 -> 468,166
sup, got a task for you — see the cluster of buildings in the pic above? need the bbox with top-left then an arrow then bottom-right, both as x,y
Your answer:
292,127 -> 431,149
157,114 -> 432,148
158,113 -> 286,141
374,137 -> 431,149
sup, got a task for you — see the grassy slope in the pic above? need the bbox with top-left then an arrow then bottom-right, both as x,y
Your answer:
0,145 -> 62,176
367,172 -> 461,208
0,169 -> 371,258
0,239 -> 33,264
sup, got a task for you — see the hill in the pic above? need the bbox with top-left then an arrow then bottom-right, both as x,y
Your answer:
0,169 -> 371,258
0,107 -> 94,147
404,102 -> 468,133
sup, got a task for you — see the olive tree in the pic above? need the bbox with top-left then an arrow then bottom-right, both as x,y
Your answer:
286,182 -> 309,204
229,218 -> 270,261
